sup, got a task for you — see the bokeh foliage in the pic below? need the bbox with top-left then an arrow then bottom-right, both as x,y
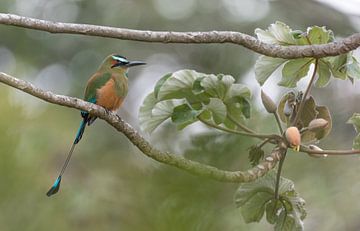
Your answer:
0,0 -> 360,230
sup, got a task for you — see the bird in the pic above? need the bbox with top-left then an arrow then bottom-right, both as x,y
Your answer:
46,54 -> 146,197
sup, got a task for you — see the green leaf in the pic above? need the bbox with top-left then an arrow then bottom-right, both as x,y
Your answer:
224,97 -> 251,128
307,26 -> 333,44
279,58 -> 314,88
171,103 -> 201,130
315,60 -> 331,87
235,171 -> 306,229
347,113 -> 360,132
139,93 -> 184,133
157,69 -> 203,100
248,146 -> 265,167
275,210 -> 301,231
346,57 -> 360,80
225,83 -> 251,101
192,77 -> 205,94
277,92 -> 296,124
255,55 -> 287,86
205,98 -> 227,124
301,105 -> 332,143
200,74 -> 235,99
255,21 -> 297,45
353,134 -> 360,150
348,113 -> 360,149
299,96 -> 318,129
154,73 -> 172,99
315,106 -> 332,139
222,83 -> 252,128
240,192 -> 271,223
266,200 -> 282,224
326,54 -> 348,80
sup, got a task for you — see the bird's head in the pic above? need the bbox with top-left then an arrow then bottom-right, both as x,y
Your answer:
105,54 -> 146,70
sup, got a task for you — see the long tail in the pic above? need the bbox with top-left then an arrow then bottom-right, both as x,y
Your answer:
46,113 -> 90,197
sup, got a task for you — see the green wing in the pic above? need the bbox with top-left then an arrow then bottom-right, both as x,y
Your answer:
84,72 -> 112,103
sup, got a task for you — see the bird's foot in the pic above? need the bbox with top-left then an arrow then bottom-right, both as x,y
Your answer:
104,108 -> 111,115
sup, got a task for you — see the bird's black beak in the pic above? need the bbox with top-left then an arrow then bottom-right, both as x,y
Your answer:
127,61 -> 146,67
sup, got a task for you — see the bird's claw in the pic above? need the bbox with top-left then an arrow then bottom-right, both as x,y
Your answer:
104,108 -> 111,115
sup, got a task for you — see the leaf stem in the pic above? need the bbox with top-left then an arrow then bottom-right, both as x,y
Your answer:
274,151 -> 287,200
198,117 -> 281,141
227,114 -> 256,134
273,112 -> 284,134
292,58 -> 319,126
258,138 -> 271,148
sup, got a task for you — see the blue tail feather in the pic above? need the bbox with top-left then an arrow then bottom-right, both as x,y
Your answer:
46,113 -> 91,197
74,113 -> 89,144
46,176 -> 62,197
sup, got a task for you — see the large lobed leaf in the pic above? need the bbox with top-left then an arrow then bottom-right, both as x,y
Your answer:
234,171 -> 306,230
254,22 -> 360,88
139,70 -> 252,133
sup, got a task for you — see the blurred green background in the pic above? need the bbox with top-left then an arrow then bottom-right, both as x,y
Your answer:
1,0 -> 360,230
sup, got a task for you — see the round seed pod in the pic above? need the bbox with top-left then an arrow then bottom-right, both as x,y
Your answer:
285,126 -> 301,151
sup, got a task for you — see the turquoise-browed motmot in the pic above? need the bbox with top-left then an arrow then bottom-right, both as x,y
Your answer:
46,54 -> 146,197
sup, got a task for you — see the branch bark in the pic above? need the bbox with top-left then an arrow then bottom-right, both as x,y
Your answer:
0,13 -> 359,59
0,72 -> 286,183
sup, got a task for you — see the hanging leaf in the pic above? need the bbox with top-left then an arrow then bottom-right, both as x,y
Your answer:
346,57 -> 360,80
307,26 -> 334,44
347,113 -> 360,149
298,96 -> 318,129
279,58 -> 314,88
171,103 -> 202,130
315,60 -> 331,88
157,69 -> 203,100
139,93 -> 185,133
255,55 -> 287,86
200,74 -> 235,100
347,113 -> 360,132
225,83 -> 251,101
255,21 -> 297,45
235,171 -> 306,230
139,69 -> 252,133
248,145 -> 265,166
353,134 -> 360,150
301,105 -> 332,143
154,73 -> 172,98
205,98 -> 227,124
266,199 -> 282,224
277,92 -> 296,123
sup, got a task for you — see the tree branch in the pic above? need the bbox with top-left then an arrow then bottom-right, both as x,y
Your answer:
300,145 -> 360,155
0,72 -> 286,183
0,13 -> 359,59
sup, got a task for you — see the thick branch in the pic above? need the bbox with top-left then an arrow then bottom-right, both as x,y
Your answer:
0,13 -> 359,59
0,72 -> 285,183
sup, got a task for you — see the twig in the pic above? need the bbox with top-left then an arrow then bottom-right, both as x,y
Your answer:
273,112 -> 284,134
198,117 -> 281,141
227,114 -> 256,134
292,59 -> 318,126
274,151 -> 287,200
300,145 -> 360,155
0,13 -> 359,59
